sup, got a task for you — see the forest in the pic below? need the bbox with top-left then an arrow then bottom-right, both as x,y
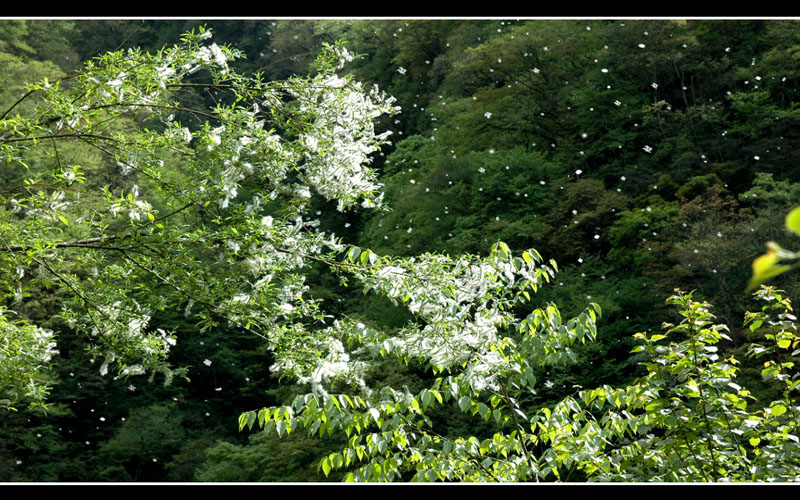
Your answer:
1,18 -> 800,482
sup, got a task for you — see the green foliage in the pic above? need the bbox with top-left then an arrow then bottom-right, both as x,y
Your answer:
542,179 -> 630,263
0,26 -> 398,410
740,173 -> 800,213
748,208 -> 800,291
361,145 -> 559,256
5,19 -> 800,483
196,431 -> 343,482
675,174 -> 725,202
609,202 -> 678,252
243,243 -> 606,482
244,284 -> 800,482
0,309 -> 57,410
0,21 -> 36,58
96,403 -> 186,481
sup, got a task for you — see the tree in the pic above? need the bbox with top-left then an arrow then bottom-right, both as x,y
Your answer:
0,26 -> 398,410
242,281 -> 800,482
4,24 -> 799,484
96,403 -> 185,481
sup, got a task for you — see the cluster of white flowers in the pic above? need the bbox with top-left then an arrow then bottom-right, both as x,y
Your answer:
463,349 -> 509,392
196,103 -> 297,211
107,184 -> 153,221
128,198 -> 152,221
332,45 -> 355,69
155,65 -> 176,89
82,296 -> 179,384
347,248 -> 545,388
269,245 -> 558,398
192,42 -> 229,74
291,73 -> 399,211
299,338 -> 365,397
46,190 -> 70,213
27,325 -> 58,363
0,309 -> 59,409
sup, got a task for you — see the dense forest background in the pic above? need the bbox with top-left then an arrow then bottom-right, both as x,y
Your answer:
2,18 -> 800,481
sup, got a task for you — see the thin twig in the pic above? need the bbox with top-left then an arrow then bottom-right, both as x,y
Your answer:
0,88 -> 38,121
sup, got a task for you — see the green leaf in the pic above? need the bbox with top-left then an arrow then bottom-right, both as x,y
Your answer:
373,463 -> 382,480
442,440 -> 452,453
771,404 -> 787,417
786,207 -> 800,236
522,251 -> 532,265
246,410 -> 255,430
493,410 -> 502,424
58,215 -> 69,226
347,246 -> 361,262
753,251 -> 779,275
421,390 -> 433,409
477,402 -> 489,420
747,250 -> 793,291
458,396 -> 470,412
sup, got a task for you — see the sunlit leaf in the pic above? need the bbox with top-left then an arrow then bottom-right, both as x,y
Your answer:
786,207 -> 800,236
